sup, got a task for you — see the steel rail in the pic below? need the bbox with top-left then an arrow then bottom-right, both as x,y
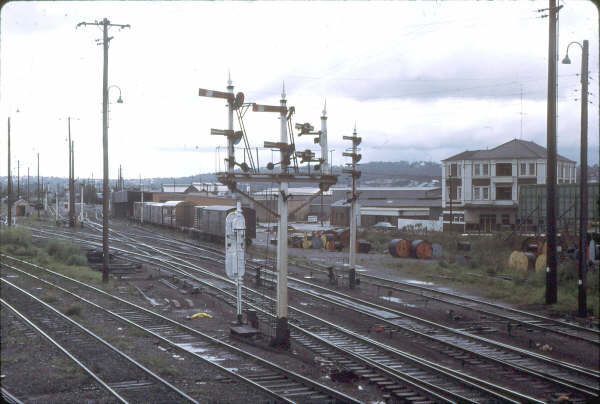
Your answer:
0,303 -> 124,403
0,282 -> 197,403
11,226 -> 596,401
292,259 -> 600,344
91,228 -> 599,388
285,274 -> 600,382
0,387 -> 24,404
1,258 -> 359,404
115,223 -> 600,344
2,257 -> 478,404
2,247 -> 526,403
283,280 -> 598,399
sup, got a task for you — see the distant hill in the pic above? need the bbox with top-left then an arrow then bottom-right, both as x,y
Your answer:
343,161 -> 441,187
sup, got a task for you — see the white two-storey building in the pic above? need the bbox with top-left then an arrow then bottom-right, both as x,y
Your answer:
441,139 -> 576,232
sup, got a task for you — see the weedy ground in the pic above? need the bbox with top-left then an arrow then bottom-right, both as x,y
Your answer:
358,228 -> 599,319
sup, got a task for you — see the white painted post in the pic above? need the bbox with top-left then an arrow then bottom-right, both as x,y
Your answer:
227,72 -> 235,174
275,82 -> 290,347
320,100 -> 329,174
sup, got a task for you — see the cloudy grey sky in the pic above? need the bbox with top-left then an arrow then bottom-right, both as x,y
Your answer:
1,0 -> 598,179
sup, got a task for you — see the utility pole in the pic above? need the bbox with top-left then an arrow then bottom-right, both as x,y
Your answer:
343,125 -> 362,289
563,39 -> 590,317
80,182 -> 85,226
37,153 -> 40,218
7,118 -> 12,227
17,160 -> 19,200
56,183 -> 59,223
140,174 -> 144,224
27,167 -> 29,201
72,140 -> 76,225
545,0 -> 559,305
77,18 -> 130,283
69,117 -> 75,227
578,39 -> 589,318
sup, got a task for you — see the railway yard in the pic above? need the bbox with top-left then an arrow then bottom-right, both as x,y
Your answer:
1,214 -> 598,404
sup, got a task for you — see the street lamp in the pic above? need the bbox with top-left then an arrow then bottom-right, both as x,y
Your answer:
562,39 -> 589,318
107,85 -> 123,128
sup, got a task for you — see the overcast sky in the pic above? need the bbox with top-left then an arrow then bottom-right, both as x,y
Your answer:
1,0 -> 598,179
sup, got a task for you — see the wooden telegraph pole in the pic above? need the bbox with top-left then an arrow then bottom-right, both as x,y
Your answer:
77,18 -> 130,283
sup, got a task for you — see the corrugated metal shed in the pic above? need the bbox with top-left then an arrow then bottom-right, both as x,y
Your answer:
518,183 -> 599,231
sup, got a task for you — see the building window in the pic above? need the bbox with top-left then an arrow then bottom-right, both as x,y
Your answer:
457,186 -> 462,200
450,163 -> 458,177
483,164 -> 489,175
520,163 -> 527,176
480,214 -> 496,225
496,186 -> 512,200
474,164 -> 481,176
529,163 -> 535,176
496,163 -> 512,176
473,186 -> 489,200
502,214 -> 510,225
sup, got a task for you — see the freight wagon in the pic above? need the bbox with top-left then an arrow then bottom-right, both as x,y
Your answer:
133,201 -> 256,244
192,205 -> 256,244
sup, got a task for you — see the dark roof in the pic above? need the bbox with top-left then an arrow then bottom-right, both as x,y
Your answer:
443,139 -> 575,163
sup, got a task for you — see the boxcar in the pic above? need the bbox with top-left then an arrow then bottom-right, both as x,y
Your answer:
193,205 -> 256,243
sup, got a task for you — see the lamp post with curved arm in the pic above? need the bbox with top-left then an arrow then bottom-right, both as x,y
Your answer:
101,83 -> 124,282
562,39 -> 588,318
107,85 -> 123,128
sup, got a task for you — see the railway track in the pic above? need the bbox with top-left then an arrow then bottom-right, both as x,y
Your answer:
290,259 -> 600,347
108,223 -> 600,350
13,223 -> 600,402
3,255 -> 521,403
1,279 -> 195,403
1,258 -> 359,404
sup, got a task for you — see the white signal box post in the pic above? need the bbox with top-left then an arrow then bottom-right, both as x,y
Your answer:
225,201 -> 246,324
200,76 -> 338,349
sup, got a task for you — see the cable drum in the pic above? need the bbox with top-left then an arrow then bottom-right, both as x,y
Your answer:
388,239 -> 410,258
411,240 -> 433,259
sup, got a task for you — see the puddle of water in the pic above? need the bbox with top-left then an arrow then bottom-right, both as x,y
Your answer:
299,302 -> 308,306
117,327 -> 123,331
172,354 -> 185,361
5,275 -> 18,278
175,342 -> 229,362
405,280 -> 434,286
157,346 -> 167,352
379,296 -> 416,308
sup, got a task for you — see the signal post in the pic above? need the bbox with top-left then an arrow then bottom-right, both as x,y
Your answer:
199,78 -> 337,348
343,126 -> 362,289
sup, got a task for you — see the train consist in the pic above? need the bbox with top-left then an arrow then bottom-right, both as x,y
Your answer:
132,201 -> 256,243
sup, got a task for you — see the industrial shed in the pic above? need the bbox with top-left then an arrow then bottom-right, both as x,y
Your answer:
518,183 -> 599,234
331,198 -> 442,231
